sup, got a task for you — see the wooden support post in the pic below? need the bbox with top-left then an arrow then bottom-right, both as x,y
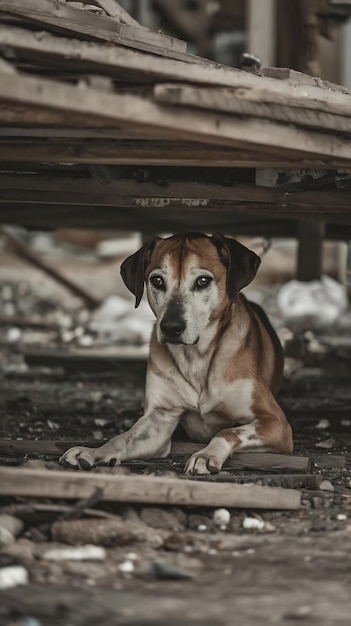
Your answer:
247,0 -> 276,67
297,218 -> 325,281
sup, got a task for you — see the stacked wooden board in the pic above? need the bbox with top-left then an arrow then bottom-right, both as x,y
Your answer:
0,0 -> 351,234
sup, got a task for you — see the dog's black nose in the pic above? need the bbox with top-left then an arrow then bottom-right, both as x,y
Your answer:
160,316 -> 186,338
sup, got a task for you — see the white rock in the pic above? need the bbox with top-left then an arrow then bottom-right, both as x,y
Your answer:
77,334 -> 94,347
118,559 -> 135,574
197,524 -> 207,532
0,565 -> 28,589
7,327 -> 21,343
315,418 -> 330,430
341,418 -> 351,427
213,508 -> 231,527
337,513 -> 347,521
242,517 -> 265,530
42,545 -> 106,561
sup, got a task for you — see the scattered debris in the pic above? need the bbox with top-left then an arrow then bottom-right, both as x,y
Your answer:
213,508 -> 231,529
42,545 -> 106,561
315,438 -> 336,449
0,514 -> 24,547
242,517 -> 265,531
0,565 -> 29,589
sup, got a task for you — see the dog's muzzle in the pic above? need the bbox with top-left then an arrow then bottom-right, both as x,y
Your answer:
159,301 -> 186,344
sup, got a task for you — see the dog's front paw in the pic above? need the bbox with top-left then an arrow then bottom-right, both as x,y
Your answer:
184,449 -> 222,475
59,439 -> 126,471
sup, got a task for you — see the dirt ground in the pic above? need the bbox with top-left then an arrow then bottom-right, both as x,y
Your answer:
0,271 -> 351,625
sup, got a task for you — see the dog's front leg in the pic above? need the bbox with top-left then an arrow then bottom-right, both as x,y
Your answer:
185,398 -> 293,476
60,407 -> 182,470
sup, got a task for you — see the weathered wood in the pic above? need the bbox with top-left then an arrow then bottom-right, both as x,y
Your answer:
171,443 -> 312,472
0,0 -> 186,56
0,227 -> 100,310
0,467 -> 301,509
1,139 -> 348,169
0,24 -> 348,109
0,438 -> 310,474
1,73 -> 351,162
154,84 -> 351,135
186,473 -> 324,490
297,218 -> 325,281
22,347 -> 148,372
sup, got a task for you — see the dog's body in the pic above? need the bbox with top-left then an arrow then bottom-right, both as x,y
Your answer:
61,233 -> 292,474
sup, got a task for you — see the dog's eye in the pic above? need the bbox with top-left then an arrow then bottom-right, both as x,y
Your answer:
195,275 -> 212,289
150,275 -> 165,289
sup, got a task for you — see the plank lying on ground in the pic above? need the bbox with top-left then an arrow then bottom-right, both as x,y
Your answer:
0,467 -> 301,509
1,73 -> 351,162
23,347 -> 148,372
0,0 -> 186,56
171,442 -> 312,472
185,473 -> 325,490
0,438 -> 312,472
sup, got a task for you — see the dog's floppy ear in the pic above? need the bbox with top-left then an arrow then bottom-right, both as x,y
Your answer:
120,237 -> 159,308
212,233 -> 261,301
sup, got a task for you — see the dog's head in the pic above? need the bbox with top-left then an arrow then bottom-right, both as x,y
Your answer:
121,233 -> 260,346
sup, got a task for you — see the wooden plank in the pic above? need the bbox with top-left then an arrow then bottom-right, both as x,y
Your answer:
187,473 -> 324,490
0,438 -> 310,474
154,84 -> 351,135
171,443 -> 311,472
1,139 -> 348,169
0,0 -> 187,57
0,467 -> 301,509
0,24 -> 349,99
1,73 -> 351,162
2,175 -> 351,213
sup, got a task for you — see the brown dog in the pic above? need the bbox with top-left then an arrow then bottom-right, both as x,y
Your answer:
60,233 -> 293,474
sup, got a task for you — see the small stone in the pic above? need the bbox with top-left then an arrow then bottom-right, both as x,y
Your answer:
118,559 -> 135,574
341,418 -> 351,427
197,524 -> 207,532
0,565 -> 28,589
213,508 -> 231,528
337,513 -> 347,521
242,517 -> 265,530
7,327 -> 21,343
78,334 -> 94,347
315,438 -> 335,449
42,545 -> 106,561
315,418 -> 330,430
93,430 -> 103,441
319,480 -> 334,492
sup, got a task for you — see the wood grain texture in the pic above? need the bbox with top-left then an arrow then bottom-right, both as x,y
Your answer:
0,467 -> 301,509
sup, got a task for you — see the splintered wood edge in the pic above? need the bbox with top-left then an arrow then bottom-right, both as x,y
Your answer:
0,468 -> 301,510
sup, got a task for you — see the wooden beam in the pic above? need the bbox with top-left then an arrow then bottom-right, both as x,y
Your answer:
1,175 -> 351,213
154,84 -> 351,135
1,73 -> 351,162
0,437 -> 311,473
1,139 -> 348,169
0,0 -> 187,56
247,0 -> 276,67
0,467 -> 301,509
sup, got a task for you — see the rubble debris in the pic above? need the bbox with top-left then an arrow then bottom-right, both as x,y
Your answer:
0,565 -> 29,589
242,517 -> 265,531
277,276 -> 348,331
0,514 -> 24,547
42,545 -> 106,561
51,517 -> 164,547
212,508 -> 231,529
